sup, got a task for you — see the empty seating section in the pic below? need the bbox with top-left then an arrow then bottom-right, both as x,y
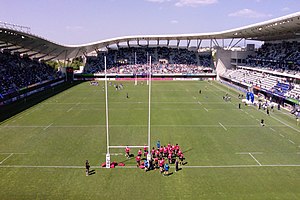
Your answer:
273,82 -> 290,96
222,68 -> 300,100
286,85 -> 300,100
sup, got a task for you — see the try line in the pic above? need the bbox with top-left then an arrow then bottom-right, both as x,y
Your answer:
1,164 -> 300,169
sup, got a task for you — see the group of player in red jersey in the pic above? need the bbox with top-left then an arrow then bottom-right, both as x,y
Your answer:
125,142 -> 185,175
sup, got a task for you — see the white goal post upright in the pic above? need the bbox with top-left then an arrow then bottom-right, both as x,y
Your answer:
146,52 -> 149,86
104,56 -> 111,168
147,56 -> 152,162
134,71 -> 138,86
134,52 -> 137,86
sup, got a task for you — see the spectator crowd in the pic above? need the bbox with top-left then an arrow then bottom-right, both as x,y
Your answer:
0,50 -> 59,98
246,41 -> 300,76
84,47 -> 213,74
99,64 -> 212,75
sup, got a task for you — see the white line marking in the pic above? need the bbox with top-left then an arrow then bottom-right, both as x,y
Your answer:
236,152 -> 263,155
2,164 -> 300,169
102,153 -> 123,156
245,112 -> 249,115
181,164 -> 300,169
270,115 -> 300,133
289,140 -> 295,144
249,153 -> 262,166
0,165 -> 85,169
0,153 -> 27,154
197,101 -> 202,105
76,102 -> 81,106
31,108 -> 250,112
256,119 -> 259,122
2,124 -> 287,128
44,101 -> 251,105
43,123 -> 53,131
279,134 -> 285,138
0,153 -> 13,164
219,122 -> 227,131
193,96 -> 196,99
250,115 -> 254,118
204,107 -> 209,112
180,165 -> 259,169
67,107 -> 73,112
269,127 -> 276,132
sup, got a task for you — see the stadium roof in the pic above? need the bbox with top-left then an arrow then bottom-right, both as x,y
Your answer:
1,12 -> 300,60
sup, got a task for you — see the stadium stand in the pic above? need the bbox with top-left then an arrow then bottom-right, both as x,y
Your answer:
0,50 -> 60,99
246,41 -> 300,76
220,40 -> 300,108
222,67 -> 300,102
84,47 -> 213,74
286,84 -> 300,100
94,64 -> 210,75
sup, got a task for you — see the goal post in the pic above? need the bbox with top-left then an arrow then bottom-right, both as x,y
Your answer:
104,55 -> 153,167
147,56 -> 152,157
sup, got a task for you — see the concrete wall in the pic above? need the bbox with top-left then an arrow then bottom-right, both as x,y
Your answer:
216,48 -> 232,69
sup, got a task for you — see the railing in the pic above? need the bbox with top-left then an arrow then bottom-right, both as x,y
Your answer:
0,21 -> 31,34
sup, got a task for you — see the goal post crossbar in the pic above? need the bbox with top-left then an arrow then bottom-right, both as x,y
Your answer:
109,145 -> 149,149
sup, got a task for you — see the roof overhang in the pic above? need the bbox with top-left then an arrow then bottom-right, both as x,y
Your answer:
1,12 -> 300,60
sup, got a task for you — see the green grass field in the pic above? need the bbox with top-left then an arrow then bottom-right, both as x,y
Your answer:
1,80 -> 300,199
